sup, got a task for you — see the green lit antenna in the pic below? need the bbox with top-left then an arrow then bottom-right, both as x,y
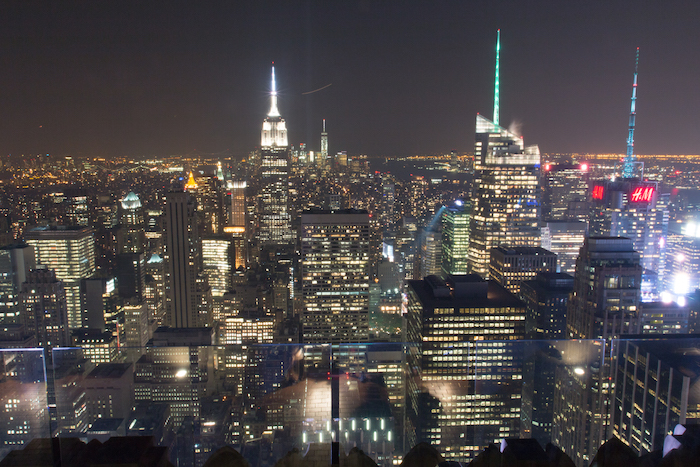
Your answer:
493,29 -> 500,126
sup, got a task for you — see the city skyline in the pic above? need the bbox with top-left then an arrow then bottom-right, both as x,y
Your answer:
1,1 -> 700,158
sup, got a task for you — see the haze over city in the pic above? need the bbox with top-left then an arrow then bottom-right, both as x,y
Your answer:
1,1 -> 700,158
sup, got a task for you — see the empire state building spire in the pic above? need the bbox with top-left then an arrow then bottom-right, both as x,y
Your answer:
261,64 -> 288,148
268,65 -> 281,118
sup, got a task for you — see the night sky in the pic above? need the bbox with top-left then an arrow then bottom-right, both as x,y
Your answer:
1,1 -> 698,159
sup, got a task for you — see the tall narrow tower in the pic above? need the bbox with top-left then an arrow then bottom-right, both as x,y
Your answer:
493,29 -> 501,126
258,65 -> 293,246
622,48 -> 640,179
468,31 -> 541,277
320,119 -> 328,166
163,192 -> 211,328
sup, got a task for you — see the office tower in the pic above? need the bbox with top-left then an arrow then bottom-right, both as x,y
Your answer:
115,252 -> 146,300
0,244 -> 35,323
258,66 -> 293,247
297,142 -> 308,166
567,237 -> 642,340
19,268 -> 70,348
519,273 -> 574,448
664,222 -> 700,294
163,191 -> 212,328
541,221 -> 587,275
25,226 -> 96,329
70,329 -> 118,363
405,274 -> 526,462
611,339 -> 700,456
589,180 -> 669,278
118,192 -> 145,254
224,180 -> 247,269
63,188 -> 90,227
116,192 -> 146,302
216,311 -> 274,345
441,200 -> 471,276
521,272 -> 574,339
145,209 -> 164,255
82,363 -> 134,425
202,237 -> 232,297
320,119 -> 328,166
80,277 -> 119,331
94,194 -> 119,231
144,253 -> 164,323
468,115 -> 541,278
325,193 -> 342,211
636,300 -> 690,333
468,33 -> 540,277
186,172 -> 224,236
134,327 -> 212,426
0,349 -> 47,458
489,246 -> 557,295
556,237 -> 642,464
419,228 -> 442,279
381,180 -> 396,231
542,163 -> 590,222
124,301 -> 149,360
336,150 -> 348,168
408,176 -> 428,221
396,218 -> 418,281
301,210 -> 370,343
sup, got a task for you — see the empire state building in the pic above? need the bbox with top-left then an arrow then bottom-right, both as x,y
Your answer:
258,66 -> 293,246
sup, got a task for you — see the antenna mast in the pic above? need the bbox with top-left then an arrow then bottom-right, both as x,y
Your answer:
622,48 -> 640,179
493,29 -> 501,127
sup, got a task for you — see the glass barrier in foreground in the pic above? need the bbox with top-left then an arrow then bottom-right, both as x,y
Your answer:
1,339 -> 698,466
0,349 -> 50,462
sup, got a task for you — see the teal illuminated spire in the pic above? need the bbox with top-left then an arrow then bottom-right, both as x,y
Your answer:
493,29 -> 501,127
622,48 -> 640,179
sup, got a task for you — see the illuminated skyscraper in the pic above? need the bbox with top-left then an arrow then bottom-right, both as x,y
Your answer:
468,115 -> 541,277
381,179 -> 396,231
468,32 -> 541,278
419,228 -> 442,279
489,246 -> 557,295
664,222 -> 700,294
258,66 -> 293,247
541,163 -> 590,223
301,210 -> 370,343
555,237 -> 642,464
25,226 -> 96,329
441,200 -> 471,276
224,180 -> 247,270
19,268 -> 70,348
405,274 -> 526,461
185,172 -> 224,236
163,191 -> 212,328
541,221 -> 587,275
589,180 -> 668,278
202,237 -> 232,298
567,237 -> 642,340
0,244 -> 35,324
320,119 -> 328,166
118,192 -> 145,254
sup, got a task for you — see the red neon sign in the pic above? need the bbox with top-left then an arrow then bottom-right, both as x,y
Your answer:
592,185 -> 605,200
630,186 -> 654,202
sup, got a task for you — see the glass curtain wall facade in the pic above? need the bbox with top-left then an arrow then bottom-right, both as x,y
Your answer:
25,226 -> 96,330
469,115 -> 541,278
301,210 -> 370,343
